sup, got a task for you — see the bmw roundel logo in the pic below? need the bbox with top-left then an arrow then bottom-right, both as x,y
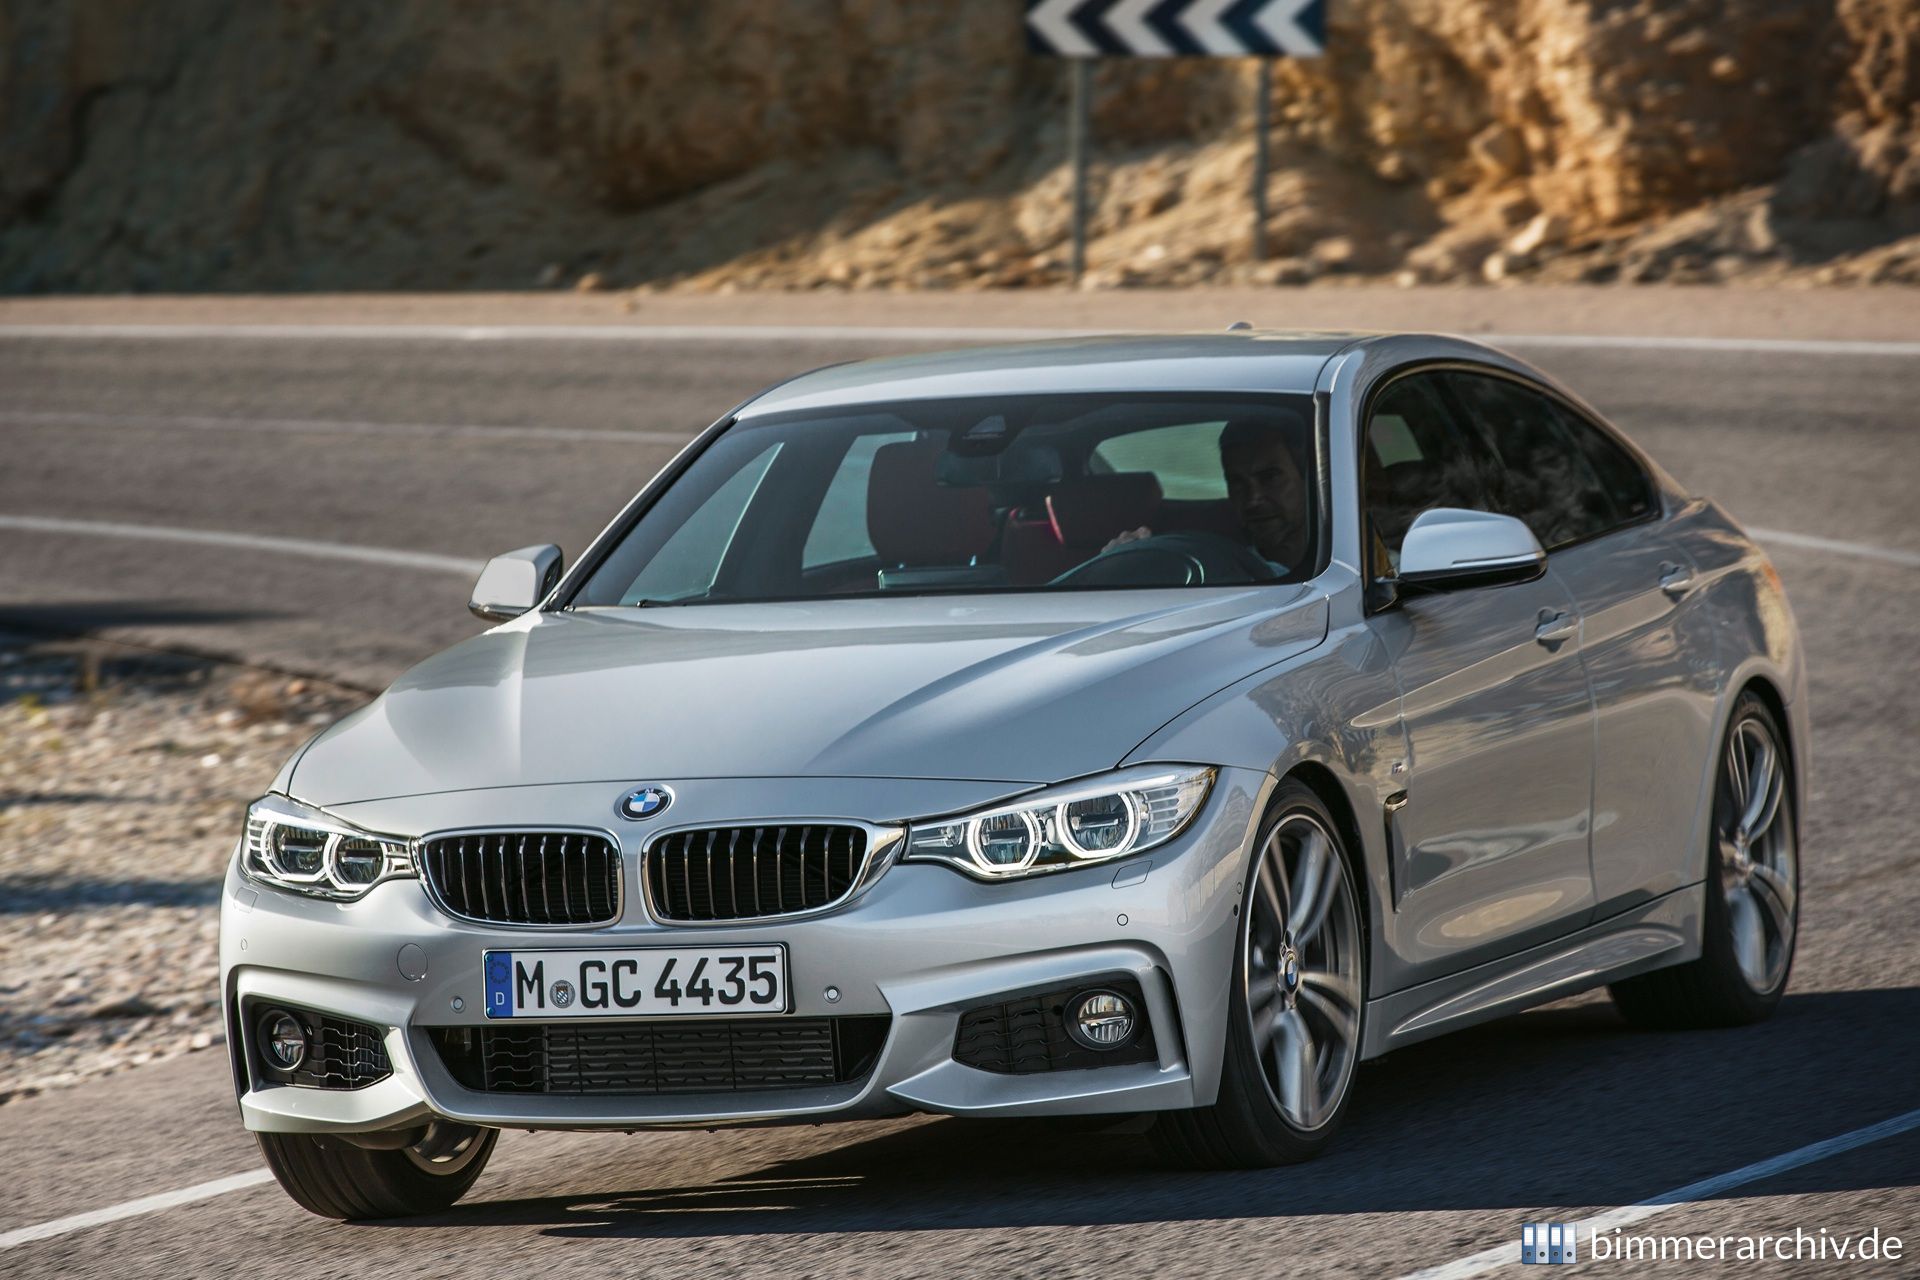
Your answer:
618,785 -> 673,821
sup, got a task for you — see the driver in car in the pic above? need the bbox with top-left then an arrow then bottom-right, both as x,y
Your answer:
1104,417 -> 1310,572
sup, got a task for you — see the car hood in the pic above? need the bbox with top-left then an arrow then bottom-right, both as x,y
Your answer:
288,587 -> 1328,805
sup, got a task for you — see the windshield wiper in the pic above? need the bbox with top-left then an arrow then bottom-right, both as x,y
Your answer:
624,596 -> 709,608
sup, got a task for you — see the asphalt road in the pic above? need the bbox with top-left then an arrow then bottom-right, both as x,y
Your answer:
2,312 -> 1918,1278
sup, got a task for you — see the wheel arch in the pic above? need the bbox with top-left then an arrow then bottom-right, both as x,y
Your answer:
1689,664 -> 1804,884
1736,672 -> 1797,785
1731,670 -> 1803,857
1275,759 -> 1381,1009
1279,762 -> 1369,899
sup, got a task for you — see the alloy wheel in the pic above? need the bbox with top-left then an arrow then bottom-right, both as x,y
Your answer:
1242,812 -> 1362,1131
1717,715 -> 1797,994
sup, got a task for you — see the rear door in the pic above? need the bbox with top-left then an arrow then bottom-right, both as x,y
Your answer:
1363,371 -> 1597,988
1444,371 -> 1716,915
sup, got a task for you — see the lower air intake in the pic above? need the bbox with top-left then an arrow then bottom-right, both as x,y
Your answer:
429,1016 -> 890,1095
248,1004 -> 391,1090
953,977 -> 1158,1074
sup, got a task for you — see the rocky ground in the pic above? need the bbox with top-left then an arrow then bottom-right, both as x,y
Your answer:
643,147 -> 1920,296
4,1 -> 1916,294
0,633 -> 366,1103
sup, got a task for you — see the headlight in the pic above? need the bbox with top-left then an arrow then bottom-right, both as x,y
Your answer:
241,794 -> 414,900
904,765 -> 1215,880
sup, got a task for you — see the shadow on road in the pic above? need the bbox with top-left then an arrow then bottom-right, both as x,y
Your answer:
0,876 -> 222,912
382,985 -> 1920,1237
0,601 -> 276,636
0,609 -> 265,707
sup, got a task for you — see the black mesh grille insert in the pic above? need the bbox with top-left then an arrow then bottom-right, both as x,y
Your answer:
249,1004 -> 391,1090
646,825 -> 868,922
429,1017 -> 890,1095
953,978 -> 1157,1075
420,831 -> 620,926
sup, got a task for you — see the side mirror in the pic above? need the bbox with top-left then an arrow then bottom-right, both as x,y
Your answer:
1396,508 -> 1545,593
469,544 -> 564,622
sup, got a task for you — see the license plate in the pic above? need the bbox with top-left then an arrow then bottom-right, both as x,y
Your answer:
482,945 -> 788,1018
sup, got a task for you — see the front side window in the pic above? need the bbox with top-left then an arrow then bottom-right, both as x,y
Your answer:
617,441 -> 780,605
1362,373 -> 1504,578
574,393 -> 1323,606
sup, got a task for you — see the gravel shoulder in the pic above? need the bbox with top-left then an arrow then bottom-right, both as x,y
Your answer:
0,633 -> 366,1102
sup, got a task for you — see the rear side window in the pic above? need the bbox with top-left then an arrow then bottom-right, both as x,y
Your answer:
1092,421 -> 1228,499
1564,411 -> 1659,527
1444,373 -> 1641,550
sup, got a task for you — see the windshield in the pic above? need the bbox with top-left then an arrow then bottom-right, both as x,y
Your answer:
574,392 -> 1324,607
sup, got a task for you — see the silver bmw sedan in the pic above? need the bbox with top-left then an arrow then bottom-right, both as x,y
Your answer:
223,331 -> 1806,1219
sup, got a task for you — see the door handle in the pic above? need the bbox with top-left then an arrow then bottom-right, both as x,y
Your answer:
1535,610 -> 1578,646
1658,562 -> 1696,600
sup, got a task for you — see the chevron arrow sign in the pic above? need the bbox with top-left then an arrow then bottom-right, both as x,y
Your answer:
1025,0 -> 1326,57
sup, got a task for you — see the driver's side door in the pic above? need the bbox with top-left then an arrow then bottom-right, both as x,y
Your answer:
1363,371 -> 1598,991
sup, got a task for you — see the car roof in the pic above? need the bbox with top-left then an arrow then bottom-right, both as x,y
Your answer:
738,330 -> 1405,418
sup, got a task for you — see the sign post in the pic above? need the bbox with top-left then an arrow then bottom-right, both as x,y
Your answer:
1253,59 -> 1272,262
1070,59 -> 1091,284
1025,0 -> 1328,283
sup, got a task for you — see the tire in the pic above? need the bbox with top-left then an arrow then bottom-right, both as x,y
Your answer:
1610,692 -> 1799,1029
1153,779 -> 1367,1168
258,1122 -> 497,1220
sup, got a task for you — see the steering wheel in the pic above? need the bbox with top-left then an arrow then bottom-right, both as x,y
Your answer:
1050,531 -> 1280,588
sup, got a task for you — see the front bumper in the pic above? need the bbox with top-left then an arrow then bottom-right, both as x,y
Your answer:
221,767 -> 1268,1134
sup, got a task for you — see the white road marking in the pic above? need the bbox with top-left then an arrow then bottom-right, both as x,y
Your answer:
1482,332 -> 1920,359
3,511 -> 1908,577
0,515 -> 484,576
3,322 -> 1919,357
1746,526 -> 1920,569
0,407 -> 690,446
4,1104 -> 1914,1255
0,1168 -> 275,1251
1394,1105 -> 1920,1280
5,414 -> 1918,569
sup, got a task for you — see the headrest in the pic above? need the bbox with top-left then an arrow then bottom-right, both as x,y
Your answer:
1370,459 -> 1445,542
1047,473 -> 1164,548
866,439 -> 996,566
1374,458 -> 1433,496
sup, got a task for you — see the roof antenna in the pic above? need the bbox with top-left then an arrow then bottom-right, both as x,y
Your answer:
1226,320 -> 1253,331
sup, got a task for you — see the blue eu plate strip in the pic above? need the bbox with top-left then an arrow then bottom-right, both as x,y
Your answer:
484,951 -> 515,1018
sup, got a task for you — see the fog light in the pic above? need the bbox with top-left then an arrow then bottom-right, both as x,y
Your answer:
1065,989 -> 1136,1051
259,1010 -> 307,1071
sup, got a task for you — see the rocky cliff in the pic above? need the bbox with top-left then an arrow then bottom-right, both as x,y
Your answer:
2,0 -> 1916,292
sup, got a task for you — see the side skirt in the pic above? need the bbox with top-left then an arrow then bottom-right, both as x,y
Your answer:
1360,884 -> 1703,1059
